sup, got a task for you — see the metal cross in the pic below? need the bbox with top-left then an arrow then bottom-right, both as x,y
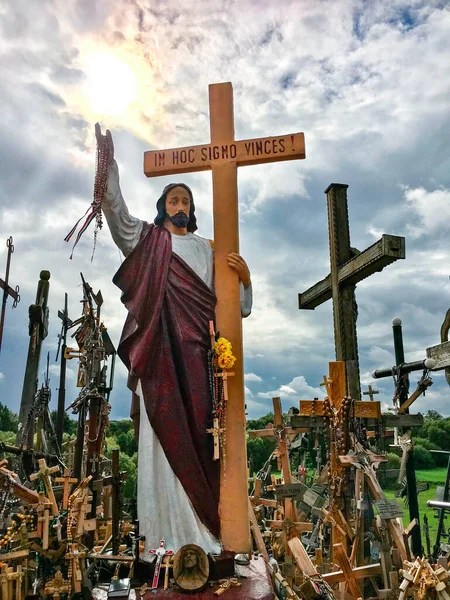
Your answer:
148,539 -> 174,591
0,236 -> 20,354
363,384 -> 379,401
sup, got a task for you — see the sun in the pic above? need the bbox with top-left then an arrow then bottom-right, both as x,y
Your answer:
85,53 -> 137,116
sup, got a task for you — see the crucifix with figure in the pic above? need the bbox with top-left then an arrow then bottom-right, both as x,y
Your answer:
298,183 -> 405,400
142,82 -> 306,552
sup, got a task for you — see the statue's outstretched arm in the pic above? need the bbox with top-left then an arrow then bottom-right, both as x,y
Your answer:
96,124 -> 143,257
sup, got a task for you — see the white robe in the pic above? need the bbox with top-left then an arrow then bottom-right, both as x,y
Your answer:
103,161 -> 252,555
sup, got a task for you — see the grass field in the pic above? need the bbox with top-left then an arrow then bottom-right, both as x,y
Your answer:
385,467 -> 448,549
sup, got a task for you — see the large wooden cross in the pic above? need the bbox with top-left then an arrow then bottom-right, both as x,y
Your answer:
143,82 -> 306,552
298,184 -> 405,400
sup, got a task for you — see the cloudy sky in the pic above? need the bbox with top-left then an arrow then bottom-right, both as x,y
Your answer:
0,0 -> 449,424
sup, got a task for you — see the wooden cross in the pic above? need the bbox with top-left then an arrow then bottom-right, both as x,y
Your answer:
66,542 -> 85,594
206,418 -> 225,460
0,236 -> 20,355
298,184 -> 405,400
363,384 -> 379,401
29,458 -> 60,515
148,539 -> 174,591
144,82 -> 305,552
55,468 -> 78,510
214,578 -> 241,596
0,563 -> 24,600
30,491 -> 52,540
339,441 -> 408,562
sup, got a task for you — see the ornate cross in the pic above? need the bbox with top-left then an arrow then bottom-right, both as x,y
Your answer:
144,82 -> 306,551
149,539 -> 174,591
0,236 -> 20,354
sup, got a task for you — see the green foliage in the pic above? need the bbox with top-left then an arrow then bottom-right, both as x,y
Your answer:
425,410 -> 443,421
413,445 -> 435,469
0,403 -> 18,433
246,413 -> 275,431
116,430 -> 138,457
246,436 -> 276,472
50,410 -> 77,436
385,452 -> 401,470
0,431 -> 17,445
109,420 -> 134,437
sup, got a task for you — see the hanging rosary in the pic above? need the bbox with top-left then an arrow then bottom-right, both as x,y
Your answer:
65,125 -> 112,260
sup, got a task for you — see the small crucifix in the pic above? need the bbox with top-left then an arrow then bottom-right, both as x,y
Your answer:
206,418 -> 225,460
148,539 -> 174,592
363,384 -> 379,401
0,236 -> 20,355
144,82 -> 306,551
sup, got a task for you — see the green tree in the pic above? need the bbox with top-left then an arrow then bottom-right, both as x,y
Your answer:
50,410 -> 77,436
413,445 -> 435,469
0,403 -> 18,433
116,430 -> 138,457
246,436 -> 276,472
247,413 -> 274,431
109,420 -> 134,437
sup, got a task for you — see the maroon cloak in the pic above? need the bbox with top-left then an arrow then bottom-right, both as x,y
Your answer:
113,224 -> 220,538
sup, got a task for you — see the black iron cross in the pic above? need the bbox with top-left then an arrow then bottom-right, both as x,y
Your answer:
0,236 -> 20,354
55,293 -> 73,447
298,184 -> 405,400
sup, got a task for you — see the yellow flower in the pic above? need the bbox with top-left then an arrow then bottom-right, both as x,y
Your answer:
218,351 -> 236,370
214,337 -> 232,356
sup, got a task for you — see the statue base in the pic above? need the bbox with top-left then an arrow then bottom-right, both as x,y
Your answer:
91,555 -> 274,599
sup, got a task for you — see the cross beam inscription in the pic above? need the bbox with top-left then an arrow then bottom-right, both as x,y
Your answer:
143,82 -> 306,553
298,184 -> 405,400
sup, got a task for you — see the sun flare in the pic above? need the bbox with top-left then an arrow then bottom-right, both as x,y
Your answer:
85,53 -> 137,116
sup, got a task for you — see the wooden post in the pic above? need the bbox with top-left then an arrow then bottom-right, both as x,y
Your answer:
209,83 -> 246,551
143,82 -> 306,551
17,271 -> 51,447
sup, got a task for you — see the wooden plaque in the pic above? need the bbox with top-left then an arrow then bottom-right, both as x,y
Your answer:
299,400 -> 381,419
173,544 -> 209,592
374,499 -> 404,520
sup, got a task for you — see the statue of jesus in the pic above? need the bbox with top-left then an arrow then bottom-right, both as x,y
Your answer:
96,126 -> 252,557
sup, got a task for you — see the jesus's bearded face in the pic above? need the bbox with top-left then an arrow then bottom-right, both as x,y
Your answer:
165,186 -> 191,229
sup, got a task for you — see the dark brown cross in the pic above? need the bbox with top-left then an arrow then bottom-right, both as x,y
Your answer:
0,236 -> 20,354
363,384 -> 379,401
298,184 -> 405,400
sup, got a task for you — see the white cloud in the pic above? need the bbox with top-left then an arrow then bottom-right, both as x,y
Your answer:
0,373 -> 4,382
244,373 -> 263,383
403,186 -> 450,238
257,375 -> 325,407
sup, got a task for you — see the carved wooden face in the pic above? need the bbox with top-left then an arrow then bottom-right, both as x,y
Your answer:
183,549 -> 198,569
165,186 -> 191,218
